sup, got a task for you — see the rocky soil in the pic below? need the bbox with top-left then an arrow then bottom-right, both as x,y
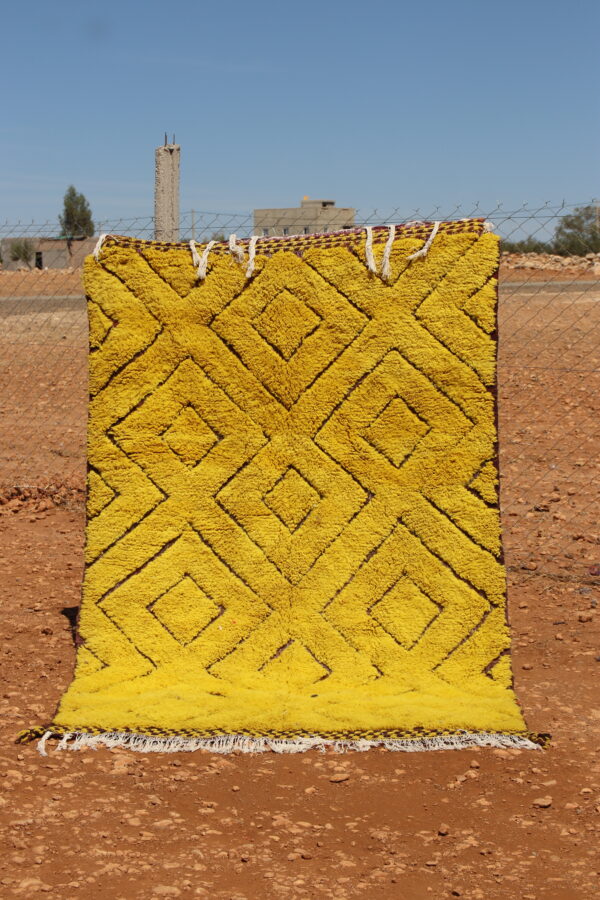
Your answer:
0,504 -> 598,899
0,263 -> 598,898
500,252 -> 600,279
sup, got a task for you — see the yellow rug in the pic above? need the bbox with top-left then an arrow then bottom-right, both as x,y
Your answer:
20,220 -> 546,753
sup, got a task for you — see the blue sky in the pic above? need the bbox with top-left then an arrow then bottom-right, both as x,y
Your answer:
1,0 -> 598,225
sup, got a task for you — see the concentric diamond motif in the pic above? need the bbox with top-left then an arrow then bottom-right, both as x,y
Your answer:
163,405 -> 220,468
263,466 -> 320,532
212,252 -> 367,409
364,396 -> 430,467
148,576 -> 224,645
370,577 -> 441,649
253,289 -> 321,360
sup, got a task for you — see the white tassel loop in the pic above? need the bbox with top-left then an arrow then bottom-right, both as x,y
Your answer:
189,239 -> 201,269
228,234 -> 245,264
193,239 -> 216,281
364,226 -> 377,274
37,730 -> 53,757
92,234 -> 108,261
381,224 -> 396,281
408,220 -> 441,261
192,234 -> 260,281
246,235 -> 259,278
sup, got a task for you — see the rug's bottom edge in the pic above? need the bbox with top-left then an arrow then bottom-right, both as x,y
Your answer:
17,727 -> 550,755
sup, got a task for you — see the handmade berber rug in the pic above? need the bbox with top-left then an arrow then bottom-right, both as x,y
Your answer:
20,220 -> 546,753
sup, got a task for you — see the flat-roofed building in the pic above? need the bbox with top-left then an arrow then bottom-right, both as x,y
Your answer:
254,198 -> 355,238
0,236 -> 96,270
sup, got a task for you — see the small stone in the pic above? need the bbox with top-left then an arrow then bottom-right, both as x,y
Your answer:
578,613 -> 593,623
18,879 -> 42,891
438,824 -> 450,836
532,796 -> 552,808
522,664 -> 533,670
329,773 -> 350,783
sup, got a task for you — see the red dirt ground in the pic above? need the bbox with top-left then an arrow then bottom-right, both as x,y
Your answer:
1,506 -> 598,899
0,268 -> 599,898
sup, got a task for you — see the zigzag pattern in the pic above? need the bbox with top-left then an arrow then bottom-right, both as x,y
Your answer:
53,224 -> 529,739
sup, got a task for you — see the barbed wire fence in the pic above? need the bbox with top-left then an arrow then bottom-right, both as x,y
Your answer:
0,202 -> 598,584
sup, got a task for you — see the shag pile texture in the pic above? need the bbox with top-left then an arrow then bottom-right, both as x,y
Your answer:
21,220 -> 544,752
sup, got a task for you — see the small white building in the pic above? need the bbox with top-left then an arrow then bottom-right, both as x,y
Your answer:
0,236 -> 96,270
254,198 -> 355,238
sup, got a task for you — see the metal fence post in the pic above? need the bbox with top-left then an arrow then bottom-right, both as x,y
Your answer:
154,137 -> 180,242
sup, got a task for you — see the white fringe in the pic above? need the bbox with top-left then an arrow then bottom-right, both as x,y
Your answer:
381,224 -> 396,281
92,234 -> 108,261
483,220 -> 495,232
228,233 -> 245,264
245,235 -> 259,278
38,730 -> 541,755
408,220 -> 441,261
364,226 -> 377,274
195,239 -> 216,280
189,239 -> 201,270
37,730 -> 53,757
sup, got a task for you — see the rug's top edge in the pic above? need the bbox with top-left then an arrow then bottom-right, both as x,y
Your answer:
93,218 -> 494,256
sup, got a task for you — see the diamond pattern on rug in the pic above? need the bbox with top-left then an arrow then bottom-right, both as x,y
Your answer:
148,576 -> 224,646
263,467 -> 321,532
363,396 -> 431,468
162,406 -> 221,468
253,289 -> 322,360
43,221 -> 533,745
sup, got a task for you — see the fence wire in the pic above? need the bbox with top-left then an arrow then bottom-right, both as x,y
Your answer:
0,203 -> 598,583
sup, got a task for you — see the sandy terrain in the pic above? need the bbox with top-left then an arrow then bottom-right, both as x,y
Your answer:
0,266 -> 598,898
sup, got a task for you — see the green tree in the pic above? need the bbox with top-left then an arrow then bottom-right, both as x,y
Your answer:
553,204 -> 600,256
59,185 -> 94,239
502,236 -> 551,254
9,238 -> 34,268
